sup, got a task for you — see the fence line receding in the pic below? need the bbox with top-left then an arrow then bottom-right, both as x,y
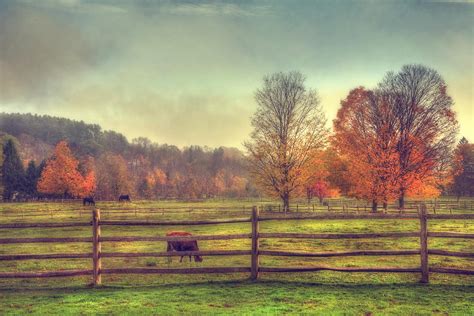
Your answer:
0,205 -> 473,285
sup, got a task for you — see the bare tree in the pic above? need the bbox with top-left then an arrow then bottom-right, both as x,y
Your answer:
379,65 -> 458,209
245,72 -> 328,212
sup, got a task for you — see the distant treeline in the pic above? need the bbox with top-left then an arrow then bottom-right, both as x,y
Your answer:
0,110 -> 472,203
0,113 -> 256,200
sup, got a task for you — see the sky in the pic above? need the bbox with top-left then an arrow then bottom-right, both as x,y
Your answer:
0,0 -> 473,148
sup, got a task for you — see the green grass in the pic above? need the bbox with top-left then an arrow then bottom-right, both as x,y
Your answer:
2,282 -> 473,315
0,199 -> 473,315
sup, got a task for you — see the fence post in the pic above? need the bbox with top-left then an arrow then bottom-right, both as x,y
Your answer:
251,206 -> 260,281
419,204 -> 429,283
92,208 -> 102,286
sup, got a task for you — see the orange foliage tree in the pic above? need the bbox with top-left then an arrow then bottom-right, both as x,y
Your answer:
37,141 -> 94,198
333,87 -> 400,211
140,168 -> 167,199
379,65 -> 458,208
95,152 -> 132,200
302,150 -> 340,203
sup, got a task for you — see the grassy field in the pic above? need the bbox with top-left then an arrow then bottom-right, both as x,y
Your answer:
0,199 -> 473,315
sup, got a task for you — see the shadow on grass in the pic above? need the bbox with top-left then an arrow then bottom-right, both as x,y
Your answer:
1,278 -> 473,295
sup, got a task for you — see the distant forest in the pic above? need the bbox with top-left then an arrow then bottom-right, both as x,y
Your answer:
1,69 -> 473,206
0,112 -> 255,200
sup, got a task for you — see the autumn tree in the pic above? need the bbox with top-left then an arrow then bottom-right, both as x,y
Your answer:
301,150 -> 339,203
79,156 -> 96,198
37,141 -> 93,198
138,168 -> 167,199
333,87 -> 400,212
324,147 -> 352,197
1,139 -> 25,200
211,170 -> 227,197
245,72 -> 328,212
379,64 -> 458,208
228,175 -> 247,198
95,152 -> 132,200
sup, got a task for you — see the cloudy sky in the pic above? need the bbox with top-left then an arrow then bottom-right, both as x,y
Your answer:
0,0 -> 472,148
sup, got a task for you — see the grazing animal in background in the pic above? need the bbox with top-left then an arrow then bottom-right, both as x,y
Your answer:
83,197 -> 95,206
119,194 -> 131,202
166,231 -> 203,263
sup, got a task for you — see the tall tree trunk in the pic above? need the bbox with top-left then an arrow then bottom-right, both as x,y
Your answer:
398,188 -> 405,210
371,199 -> 378,213
282,192 -> 290,213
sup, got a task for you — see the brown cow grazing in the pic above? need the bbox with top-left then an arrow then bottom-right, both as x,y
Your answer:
166,231 -> 203,263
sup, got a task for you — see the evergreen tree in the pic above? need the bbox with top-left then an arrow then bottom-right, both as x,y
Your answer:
25,160 -> 40,196
1,140 -> 25,200
452,138 -> 474,197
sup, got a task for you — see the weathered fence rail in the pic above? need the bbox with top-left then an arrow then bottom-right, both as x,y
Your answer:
0,205 -> 473,285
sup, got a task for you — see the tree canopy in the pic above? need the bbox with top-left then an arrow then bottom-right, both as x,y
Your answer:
245,71 -> 328,211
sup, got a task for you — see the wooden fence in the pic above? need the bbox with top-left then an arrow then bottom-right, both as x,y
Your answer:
0,205 -> 473,285
2,197 -> 473,219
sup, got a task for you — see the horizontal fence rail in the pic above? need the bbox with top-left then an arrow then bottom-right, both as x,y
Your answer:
259,250 -> 421,257
0,237 -> 92,244
427,232 -> 474,238
258,267 -> 422,273
101,267 -> 252,275
99,218 -> 251,226
259,213 -> 474,221
0,253 -> 92,261
259,232 -> 420,239
428,250 -> 474,258
0,270 -> 93,279
0,205 -> 473,285
101,250 -> 252,258
0,222 -> 91,229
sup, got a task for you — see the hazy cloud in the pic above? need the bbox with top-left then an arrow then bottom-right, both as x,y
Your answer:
0,2 -> 109,102
0,0 -> 472,146
15,0 -> 272,16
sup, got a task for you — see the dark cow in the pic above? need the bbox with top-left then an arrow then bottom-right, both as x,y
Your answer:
119,194 -> 131,202
166,231 -> 203,263
83,197 -> 95,206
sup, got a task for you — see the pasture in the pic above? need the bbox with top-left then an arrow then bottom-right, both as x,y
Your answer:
0,199 -> 473,315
